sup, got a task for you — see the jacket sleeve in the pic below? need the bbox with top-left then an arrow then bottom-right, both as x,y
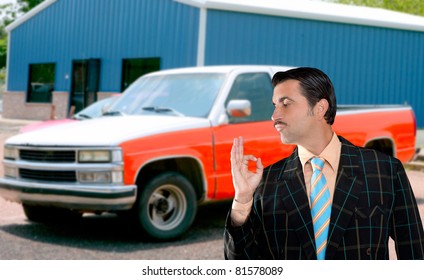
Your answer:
224,192 -> 267,260
391,159 -> 424,259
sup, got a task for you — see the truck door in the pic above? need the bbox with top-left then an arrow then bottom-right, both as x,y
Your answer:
212,72 -> 293,200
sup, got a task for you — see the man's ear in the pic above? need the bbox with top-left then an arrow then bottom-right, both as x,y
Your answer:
315,99 -> 329,120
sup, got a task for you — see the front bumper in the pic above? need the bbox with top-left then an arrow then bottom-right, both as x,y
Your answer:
0,177 -> 137,211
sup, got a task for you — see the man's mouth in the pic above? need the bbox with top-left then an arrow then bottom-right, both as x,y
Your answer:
274,120 -> 287,131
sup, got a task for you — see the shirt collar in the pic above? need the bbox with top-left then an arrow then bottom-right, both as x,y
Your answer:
298,132 -> 341,172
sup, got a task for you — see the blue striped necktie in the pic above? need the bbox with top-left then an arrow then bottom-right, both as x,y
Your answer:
310,157 -> 331,260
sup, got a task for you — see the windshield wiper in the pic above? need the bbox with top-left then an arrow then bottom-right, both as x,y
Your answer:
141,106 -> 185,117
103,111 -> 125,116
74,114 -> 92,120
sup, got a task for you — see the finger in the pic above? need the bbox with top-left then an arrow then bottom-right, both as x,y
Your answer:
244,155 -> 258,163
231,138 -> 243,167
231,138 -> 237,163
238,136 -> 244,160
256,157 -> 264,173
240,155 -> 258,172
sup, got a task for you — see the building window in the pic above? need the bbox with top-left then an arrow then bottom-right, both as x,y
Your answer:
121,57 -> 160,91
27,63 -> 55,103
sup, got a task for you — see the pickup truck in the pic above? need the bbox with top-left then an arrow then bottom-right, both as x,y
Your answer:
0,65 -> 417,240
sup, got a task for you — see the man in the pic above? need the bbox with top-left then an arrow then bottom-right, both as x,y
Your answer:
224,67 -> 424,260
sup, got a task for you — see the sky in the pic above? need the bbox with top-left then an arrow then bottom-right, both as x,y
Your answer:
0,0 -> 16,5
0,0 -> 19,23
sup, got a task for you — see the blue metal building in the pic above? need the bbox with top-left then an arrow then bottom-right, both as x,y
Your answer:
4,0 -> 424,126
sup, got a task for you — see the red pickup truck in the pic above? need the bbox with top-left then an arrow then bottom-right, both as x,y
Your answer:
0,65 -> 417,240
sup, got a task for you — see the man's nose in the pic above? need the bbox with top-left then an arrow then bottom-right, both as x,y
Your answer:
271,107 -> 281,121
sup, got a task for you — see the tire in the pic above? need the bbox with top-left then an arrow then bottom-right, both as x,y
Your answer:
135,172 -> 197,240
23,204 -> 82,224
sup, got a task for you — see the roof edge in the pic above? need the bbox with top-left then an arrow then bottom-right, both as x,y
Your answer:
175,0 -> 205,8
7,0 -> 424,33
175,0 -> 424,32
5,0 -> 57,33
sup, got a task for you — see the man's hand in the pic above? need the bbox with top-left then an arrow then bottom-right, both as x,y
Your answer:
231,136 -> 264,203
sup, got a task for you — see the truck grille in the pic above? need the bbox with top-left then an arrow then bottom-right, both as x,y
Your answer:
20,168 -> 77,182
20,150 -> 76,163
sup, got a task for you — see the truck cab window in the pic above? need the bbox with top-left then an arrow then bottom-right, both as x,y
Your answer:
225,72 -> 274,123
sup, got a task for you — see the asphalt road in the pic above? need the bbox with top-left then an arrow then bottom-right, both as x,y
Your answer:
0,197 -> 229,259
0,118 -> 423,260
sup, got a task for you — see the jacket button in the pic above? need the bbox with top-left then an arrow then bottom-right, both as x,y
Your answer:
366,248 -> 371,256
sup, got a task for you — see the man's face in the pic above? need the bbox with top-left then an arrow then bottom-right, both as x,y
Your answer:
272,79 -> 316,146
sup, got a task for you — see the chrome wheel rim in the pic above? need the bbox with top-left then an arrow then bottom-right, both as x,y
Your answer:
147,184 -> 187,230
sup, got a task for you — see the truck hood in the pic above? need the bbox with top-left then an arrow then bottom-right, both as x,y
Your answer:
7,116 -> 211,147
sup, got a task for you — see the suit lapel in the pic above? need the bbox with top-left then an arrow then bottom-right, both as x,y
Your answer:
325,137 -> 364,259
277,149 -> 317,260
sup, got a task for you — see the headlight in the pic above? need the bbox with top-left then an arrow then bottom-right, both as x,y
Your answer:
4,146 -> 18,160
78,150 -> 111,162
78,149 -> 123,163
77,171 -> 123,184
4,166 -> 18,178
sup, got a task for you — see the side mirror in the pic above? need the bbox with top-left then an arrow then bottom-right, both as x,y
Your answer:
226,99 -> 251,118
101,102 -> 113,115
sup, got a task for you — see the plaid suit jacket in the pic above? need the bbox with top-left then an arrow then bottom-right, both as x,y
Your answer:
224,136 -> 424,260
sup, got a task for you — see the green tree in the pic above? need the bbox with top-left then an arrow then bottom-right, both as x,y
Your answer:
329,0 -> 424,17
0,2 -> 14,72
0,37 -> 6,83
1,0 -> 44,75
0,36 -> 6,69
18,0 -> 45,13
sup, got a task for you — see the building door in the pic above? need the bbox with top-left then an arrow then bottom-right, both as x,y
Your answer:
71,59 -> 101,113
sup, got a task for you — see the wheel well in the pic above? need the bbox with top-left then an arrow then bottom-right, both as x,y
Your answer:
135,157 -> 205,201
365,138 -> 394,157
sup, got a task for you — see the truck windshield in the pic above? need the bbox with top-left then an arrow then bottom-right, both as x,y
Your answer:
108,73 -> 226,118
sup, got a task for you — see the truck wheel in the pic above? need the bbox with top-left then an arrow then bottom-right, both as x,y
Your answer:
23,204 -> 82,223
135,172 -> 197,240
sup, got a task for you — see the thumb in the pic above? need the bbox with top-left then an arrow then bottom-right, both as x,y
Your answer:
256,158 -> 263,173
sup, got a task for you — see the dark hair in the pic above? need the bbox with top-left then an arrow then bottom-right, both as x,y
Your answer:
272,67 -> 337,125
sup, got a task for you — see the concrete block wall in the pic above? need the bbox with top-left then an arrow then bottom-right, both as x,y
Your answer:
97,92 -> 120,100
51,91 -> 69,119
2,91 -> 53,120
2,91 -> 120,120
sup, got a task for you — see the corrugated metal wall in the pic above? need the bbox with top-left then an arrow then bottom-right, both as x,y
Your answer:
205,10 -> 424,127
8,0 -> 199,92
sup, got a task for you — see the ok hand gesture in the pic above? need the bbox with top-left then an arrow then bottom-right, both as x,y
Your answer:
230,136 -> 264,203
